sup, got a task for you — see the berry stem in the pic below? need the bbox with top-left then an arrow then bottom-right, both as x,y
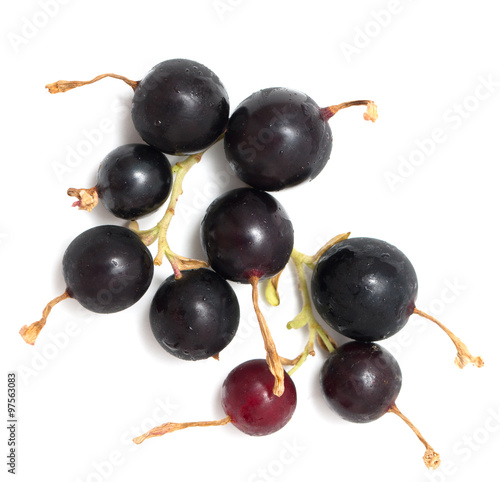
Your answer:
154,152 -> 207,274
19,290 -> 70,345
128,224 -> 160,247
132,415 -> 232,444
128,151 -> 208,276
67,187 -> 99,212
45,73 -> 139,94
320,100 -> 378,122
388,404 -> 441,470
287,249 -> 337,375
265,269 -> 283,307
301,232 -> 351,269
249,276 -> 285,397
284,322 -> 317,376
273,236 -> 351,375
130,134 -> 225,277
413,308 -> 484,368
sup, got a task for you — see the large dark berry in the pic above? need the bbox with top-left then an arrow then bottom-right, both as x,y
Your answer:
224,87 -> 332,191
320,341 -> 402,423
62,225 -> 154,313
131,59 -> 229,155
149,268 -> 240,360
311,237 -> 418,341
200,187 -> 294,283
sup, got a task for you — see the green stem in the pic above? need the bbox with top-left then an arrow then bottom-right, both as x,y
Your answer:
315,323 -> 336,353
154,153 -> 201,268
129,133 -> 225,278
284,248 -> 336,376
287,318 -> 317,376
130,225 -> 160,246
268,234 -> 352,375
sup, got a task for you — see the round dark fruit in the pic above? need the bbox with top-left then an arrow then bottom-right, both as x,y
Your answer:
131,59 -> 229,155
224,87 -> 332,191
320,341 -> 402,423
20,224 -> 155,344
222,359 -> 297,436
149,268 -> 240,361
200,187 -> 294,283
95,143 -> 173,220
311,237 -> 418,341
63,225 -> 154,313
320,341 -> 441,468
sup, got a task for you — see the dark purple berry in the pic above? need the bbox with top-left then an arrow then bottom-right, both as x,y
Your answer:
200,187 -> 294,283
311,237 -> 418,341
149,268 -> 240,361
320,341 -> 402,423
224,87 -> 332,191
63,225 -> 154,313
132,59 -> 229,155
96,144 -> 172,220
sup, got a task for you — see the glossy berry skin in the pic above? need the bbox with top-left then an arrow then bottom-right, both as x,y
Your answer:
311,237 -> 418,341
131,59 -> 230,155
224,87 -> 332,191
222,359 -> 297,436
320,341 -> 402,423
62,225 -> 154,313
96,144 -> 173,220
200,188 -> 294,283
149,269 -> 240,361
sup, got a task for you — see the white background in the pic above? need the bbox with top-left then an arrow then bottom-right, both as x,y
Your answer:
1,1 -> 499,481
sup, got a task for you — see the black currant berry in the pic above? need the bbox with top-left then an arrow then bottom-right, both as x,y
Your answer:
20,225 -> 154,344
320,341 -> 440,469
224,88 -> 377,191
46,59 -> 230,155
149,268 -> 240,361
131,59 -> 229,154
133,359 -> 297,443
200,187 -> 294,283
311,237 -> 482,368
320,341 -> 402,423
63,225 -> 154,313
68,144 -> 173,220
311,237 -> 418,342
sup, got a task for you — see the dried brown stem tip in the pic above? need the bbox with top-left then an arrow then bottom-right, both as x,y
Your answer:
320,100 -> 378,122
413,308 -> 484,368
132,415 -> 232,444
279,350 -> 315,367
19,291 -> 70,345
166,254 -> 209,275
309,232 -> 351,266
389,405 -> 441,470
67,187 -> 99,212
45,73 -> 139,94
250,276 -> 285,397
